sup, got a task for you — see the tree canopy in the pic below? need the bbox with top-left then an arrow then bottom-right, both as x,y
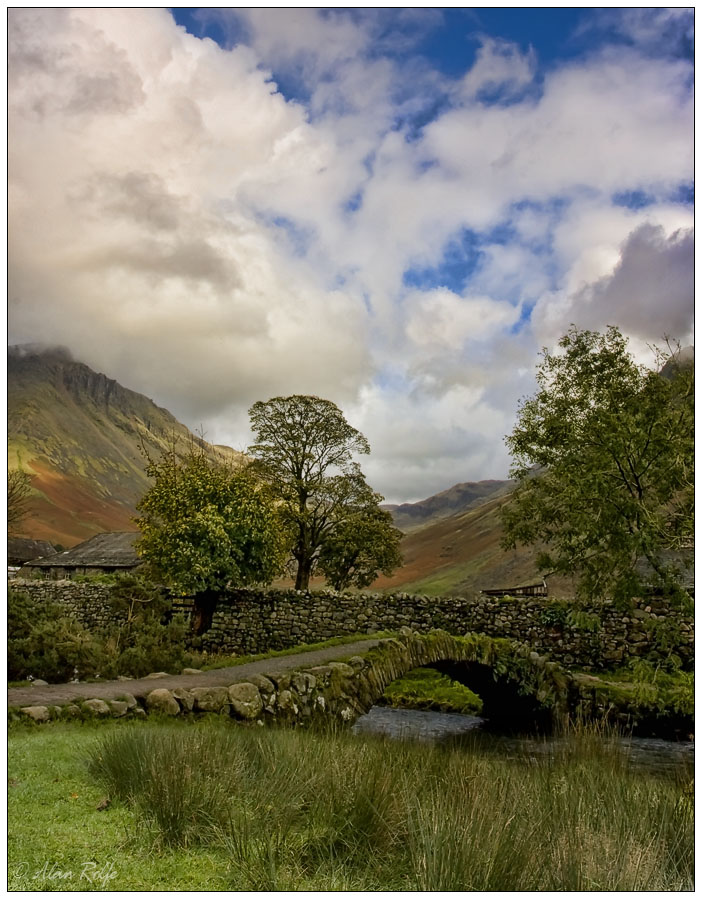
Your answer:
248,394 -> 402,590
501,326 -> 693,606
318,503 -> 403,591
135,444 -> 285,596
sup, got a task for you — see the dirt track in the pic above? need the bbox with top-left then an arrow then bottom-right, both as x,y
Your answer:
8,639 -> 382,708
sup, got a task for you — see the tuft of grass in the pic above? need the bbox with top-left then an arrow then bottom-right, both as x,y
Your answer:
82,719 -> 693,891
86,723 -> 247,848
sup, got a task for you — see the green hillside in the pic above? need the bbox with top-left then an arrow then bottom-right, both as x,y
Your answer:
373,490 -> 574,598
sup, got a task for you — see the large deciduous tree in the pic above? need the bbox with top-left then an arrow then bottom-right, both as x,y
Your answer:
501,326 -> 693,606
135,444 -> 285,606
248,394 -> 401,590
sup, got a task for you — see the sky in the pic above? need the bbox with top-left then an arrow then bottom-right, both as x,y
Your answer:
7,7 -> 694,503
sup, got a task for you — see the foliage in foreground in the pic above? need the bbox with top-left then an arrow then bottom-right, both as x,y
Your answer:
7,583 -> 199,682
83,720 -> 693,891
502,326 -> 693,606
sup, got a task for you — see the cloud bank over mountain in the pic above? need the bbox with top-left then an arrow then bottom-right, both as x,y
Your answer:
8,8 -> 693,502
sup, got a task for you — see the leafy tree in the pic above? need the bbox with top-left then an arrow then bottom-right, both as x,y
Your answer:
8,468 -> 32,536
501,326 -> 693,606
248,394 -> 400,590
318,503 -> 403,591
135,444 -> 286,600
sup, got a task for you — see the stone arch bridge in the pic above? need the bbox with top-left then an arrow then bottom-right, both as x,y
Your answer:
278,630 -> 574,732
13,631 -> 686,736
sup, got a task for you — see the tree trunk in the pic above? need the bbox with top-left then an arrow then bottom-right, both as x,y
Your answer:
192,589 -> 219,635
295,558 -> 313,591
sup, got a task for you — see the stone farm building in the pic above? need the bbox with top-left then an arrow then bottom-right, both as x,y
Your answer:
7,537 -> 56,571
23,532 -> 141,579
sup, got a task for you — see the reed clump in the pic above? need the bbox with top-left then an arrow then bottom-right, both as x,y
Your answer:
87,719 -> 693,891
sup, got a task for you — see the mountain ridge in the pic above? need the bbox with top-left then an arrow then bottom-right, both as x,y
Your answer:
8,345 -> 242,546
383,478 -> 512,532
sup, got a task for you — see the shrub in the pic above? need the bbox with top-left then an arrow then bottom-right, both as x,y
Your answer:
8,589 -> 107,682
101,615 -> 196,679
7,584 -> 199,683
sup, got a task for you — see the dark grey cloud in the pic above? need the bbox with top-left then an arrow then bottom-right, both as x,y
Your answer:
572,224 -> 693,342
84,238 -> 242,292
73,172 -> 183,232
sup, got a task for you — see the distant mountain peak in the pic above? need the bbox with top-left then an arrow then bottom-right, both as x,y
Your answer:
8,346 -> 241,546
384,479 -> 512,533
9,342 -> 75,361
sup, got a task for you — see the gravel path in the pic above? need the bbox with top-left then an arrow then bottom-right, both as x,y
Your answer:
8,639 -> 383,707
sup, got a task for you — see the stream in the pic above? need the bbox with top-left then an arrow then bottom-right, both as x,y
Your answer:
352,706 -> 694,776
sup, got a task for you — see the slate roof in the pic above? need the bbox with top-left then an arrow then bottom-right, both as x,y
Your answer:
28,532 -> 141,569
7,538 -> 56,565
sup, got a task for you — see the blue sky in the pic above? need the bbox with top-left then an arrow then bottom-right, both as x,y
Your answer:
8,8 -> 694,501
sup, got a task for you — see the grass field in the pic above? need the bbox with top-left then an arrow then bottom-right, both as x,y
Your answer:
8,718 -> 693,891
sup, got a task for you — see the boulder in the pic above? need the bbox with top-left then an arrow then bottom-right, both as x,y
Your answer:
108,700 -> 129,718
327,662 -> 355,678
290,672 -> 316,694
228,682 -> 263,720
190,686 -> 230,713
31,679 -> 49,687
145,689 -> 180,716
61,704 -> 82,718
181,668 -> 203,675
172,688 -> 195,712
144,672 -> 171,679
82,699 -> 111,717
245,674 -> 276,694
346,656 -> 368,672
116,693 -> 138,710
276,689 -> 298,716
20,706 -> 50,723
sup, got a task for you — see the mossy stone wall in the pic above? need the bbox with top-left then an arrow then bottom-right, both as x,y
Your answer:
11,579 -> 693,670
203,588 -> 692,670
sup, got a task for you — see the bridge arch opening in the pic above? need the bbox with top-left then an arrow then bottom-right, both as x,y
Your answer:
355,633 -> 569,735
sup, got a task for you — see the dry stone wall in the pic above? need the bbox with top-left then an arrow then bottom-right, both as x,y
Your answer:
10,579 -> 693,670
11,579 -> 125,631
201,588 -> 693,670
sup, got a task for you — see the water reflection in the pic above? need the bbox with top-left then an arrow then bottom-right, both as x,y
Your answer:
352,706 -> 694,776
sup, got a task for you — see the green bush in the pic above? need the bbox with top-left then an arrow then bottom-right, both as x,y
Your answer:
8,589 -> 107,682
7,584 -> 198,683
101,615 -> 195,679
538,602 -> 568,626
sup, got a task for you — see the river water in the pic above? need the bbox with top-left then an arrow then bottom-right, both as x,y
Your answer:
352,706 -> 694,777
